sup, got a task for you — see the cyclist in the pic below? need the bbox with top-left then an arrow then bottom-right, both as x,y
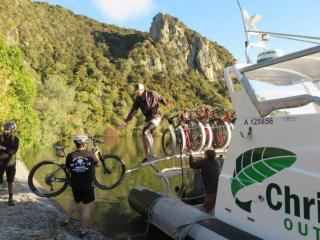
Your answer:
61,134 -> 99,237
189,149 -> 221,213
0,121 -> 19,206
120,83 -> 169,162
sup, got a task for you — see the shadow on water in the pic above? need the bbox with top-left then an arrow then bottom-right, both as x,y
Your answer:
91,196 -> 172,240
22,136 -> 188,239
92,195 -> 136,239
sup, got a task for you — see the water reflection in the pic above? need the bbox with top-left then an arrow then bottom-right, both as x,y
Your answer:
22,137 -> 190,239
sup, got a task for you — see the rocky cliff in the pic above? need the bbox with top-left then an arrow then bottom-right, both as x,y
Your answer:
149,13 -> 230,81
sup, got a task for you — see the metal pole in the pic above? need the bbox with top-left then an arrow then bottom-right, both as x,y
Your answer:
247,30 -> 320,41
236,0 -> 252,63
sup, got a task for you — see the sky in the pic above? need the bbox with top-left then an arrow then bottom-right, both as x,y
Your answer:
35,0 -> 320,63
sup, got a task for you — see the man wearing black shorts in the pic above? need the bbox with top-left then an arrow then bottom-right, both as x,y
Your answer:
0,121 -> 19,206
62,134 -> 99,237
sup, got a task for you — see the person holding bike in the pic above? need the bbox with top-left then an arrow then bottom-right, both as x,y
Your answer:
189,149 -> 221,213
61,134 -> 99,237
0,121 -> 19,206
120,83 -> 169,162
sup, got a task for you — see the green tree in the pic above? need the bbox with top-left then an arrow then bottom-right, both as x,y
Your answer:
0,39 -> 39,146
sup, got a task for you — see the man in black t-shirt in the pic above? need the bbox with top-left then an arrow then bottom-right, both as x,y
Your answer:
0,121 -> 19,206
61,134 -> 99,237
189,149 -> 221,213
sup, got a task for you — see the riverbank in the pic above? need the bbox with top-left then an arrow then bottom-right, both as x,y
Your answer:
0,160 -> 106,240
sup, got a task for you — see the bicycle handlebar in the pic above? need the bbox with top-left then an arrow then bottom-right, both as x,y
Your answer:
92,137 -> 103,144
54,145 -> 66,151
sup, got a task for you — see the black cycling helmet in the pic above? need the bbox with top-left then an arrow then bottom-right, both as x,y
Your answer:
3,121 -> 16,131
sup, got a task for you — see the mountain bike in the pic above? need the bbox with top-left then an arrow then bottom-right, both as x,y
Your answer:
192,108 -> 213,150
28,137 -> 126,198
161,112 -> 186,156
161,109 -> 205,155
208,108 -> 232,149
186,108 -> 206,151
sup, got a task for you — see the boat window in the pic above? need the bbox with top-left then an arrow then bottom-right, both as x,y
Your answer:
242,51 -> 320,115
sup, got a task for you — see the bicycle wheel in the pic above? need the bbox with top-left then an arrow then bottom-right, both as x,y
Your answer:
162,128 -> 174,156
94,154 -> 126,190
210,118 -> 229,149
204,123 -> 213,149
28,161 -> 69,198
188,120 -> 206,152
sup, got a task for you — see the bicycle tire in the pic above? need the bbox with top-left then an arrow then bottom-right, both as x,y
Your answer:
221,121 -> 232,149
176,127 -> 185,154
94,154 -> 126,190
188,119 -> 206,152
28,160 -> 69,198
204,123 -> 213,149
210,118 -> 230,149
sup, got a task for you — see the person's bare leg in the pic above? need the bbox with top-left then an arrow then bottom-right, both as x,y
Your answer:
65,201 -> 78,223
142,136 -> 148,158
143,123 -> 156,159
0,165 -> 5,184
203,193 -> 215,214
80,202 -> 91,234
8,182 -> 14,200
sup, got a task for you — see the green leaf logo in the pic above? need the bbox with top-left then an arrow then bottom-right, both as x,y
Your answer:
231,147 -> 296,212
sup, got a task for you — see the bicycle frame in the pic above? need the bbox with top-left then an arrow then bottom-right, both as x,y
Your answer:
91,139 -> 112,174
42,162 -> 69,188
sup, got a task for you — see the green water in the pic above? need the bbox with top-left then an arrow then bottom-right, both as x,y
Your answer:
22,136 -> 192,239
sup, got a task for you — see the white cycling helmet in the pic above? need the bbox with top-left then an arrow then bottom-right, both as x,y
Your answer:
74,134 -> 89,144
3,121 -> 16,131
134,83 -> 144,92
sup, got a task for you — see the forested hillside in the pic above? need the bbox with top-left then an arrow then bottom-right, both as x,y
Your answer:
0,39 -> 39,146
0,0 -> 234,145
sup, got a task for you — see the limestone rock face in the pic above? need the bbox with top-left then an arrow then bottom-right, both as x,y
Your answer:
150,13 -> 169,43
150,55 -> 163,71
149,13 -> 232,81
196,38 -> 216,81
